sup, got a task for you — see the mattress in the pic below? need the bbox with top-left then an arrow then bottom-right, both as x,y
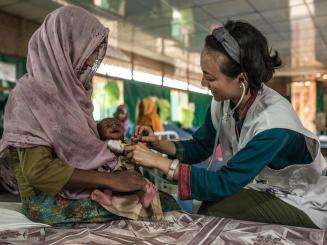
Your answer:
0,209 -> 325,244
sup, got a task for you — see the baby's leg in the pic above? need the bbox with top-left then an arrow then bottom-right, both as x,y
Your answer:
137,182 -> 157,209
91,189 -> 113,206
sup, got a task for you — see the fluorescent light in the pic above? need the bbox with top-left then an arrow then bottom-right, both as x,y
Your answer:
304,81 -> 311,86
304,106 -> 310,113
188,84 -> 208,94
133,70 -> 162,85
172,9 -> 182,19
293,81 -> 303,86
93,0 -> 101,7
97,64 -> 132,80
163,77 -> 188,90
97,64 -> 211,95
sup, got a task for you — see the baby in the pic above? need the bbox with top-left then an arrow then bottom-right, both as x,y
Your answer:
92,118 -> 157,210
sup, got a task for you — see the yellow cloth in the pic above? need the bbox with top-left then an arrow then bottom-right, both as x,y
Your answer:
10,146 -> 74,198
136,97 -> 164,132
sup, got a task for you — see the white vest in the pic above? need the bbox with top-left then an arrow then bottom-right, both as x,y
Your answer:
211,84 -> 327,229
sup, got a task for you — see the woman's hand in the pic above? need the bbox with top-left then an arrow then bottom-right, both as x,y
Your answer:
65,169 -> 146,193
132,125 -> 159,147
106,170 -> 146,192
124,143 -> 172,173
124,143 -> 160,168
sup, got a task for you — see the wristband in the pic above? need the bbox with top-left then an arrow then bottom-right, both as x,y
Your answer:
167,159 -> 179,180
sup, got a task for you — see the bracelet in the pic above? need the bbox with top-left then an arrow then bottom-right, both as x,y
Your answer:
167,159 -> 179,180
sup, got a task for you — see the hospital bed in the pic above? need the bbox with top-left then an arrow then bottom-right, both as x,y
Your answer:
0,201 -> 325,244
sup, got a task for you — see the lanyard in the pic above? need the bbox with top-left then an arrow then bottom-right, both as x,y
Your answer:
207,102 -> 224,171
207,83 -> 247,171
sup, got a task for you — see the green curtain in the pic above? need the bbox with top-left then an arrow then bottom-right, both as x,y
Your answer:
188,91 -> 211,127
123,79 -> 212,127
0,54 -> 27,137
316,81 -> 324,113
0,54 -> 27,80
123,80 -> 170,123
0,54 -> 27,97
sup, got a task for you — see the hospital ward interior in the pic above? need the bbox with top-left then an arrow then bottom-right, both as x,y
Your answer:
1,0 -> 327,244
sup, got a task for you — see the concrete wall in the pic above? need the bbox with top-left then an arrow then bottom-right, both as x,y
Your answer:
0,11 -> 39,58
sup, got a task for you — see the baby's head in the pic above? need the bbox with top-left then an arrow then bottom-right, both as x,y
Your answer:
98,118 -> 123,141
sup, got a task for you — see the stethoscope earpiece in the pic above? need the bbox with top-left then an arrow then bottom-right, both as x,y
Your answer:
222,82 -> 246,120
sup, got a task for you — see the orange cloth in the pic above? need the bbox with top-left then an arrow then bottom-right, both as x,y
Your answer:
136,97 -> 164,132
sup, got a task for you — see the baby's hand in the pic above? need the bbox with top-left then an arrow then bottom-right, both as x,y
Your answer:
108,140 -> 125,154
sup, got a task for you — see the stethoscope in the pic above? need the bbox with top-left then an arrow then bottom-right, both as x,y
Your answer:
207,82 -> 246,171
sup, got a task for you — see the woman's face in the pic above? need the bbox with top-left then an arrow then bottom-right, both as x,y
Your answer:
82,47 -> 100,72
200,47 -> 241,102
117,109 -> 128,121
79,45 -> 101,89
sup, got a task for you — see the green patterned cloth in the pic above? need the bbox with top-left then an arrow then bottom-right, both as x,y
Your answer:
22,192 -> 120,228
22,191 -> 180,228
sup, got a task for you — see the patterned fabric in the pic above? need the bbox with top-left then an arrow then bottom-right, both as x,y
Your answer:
1,211 -> 326,244
21,192 -> 121,228
20,191 -> 179,228
178,164 -> 191,200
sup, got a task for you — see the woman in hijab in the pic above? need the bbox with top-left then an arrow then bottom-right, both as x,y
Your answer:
0,5 -> 178,227
136,97 -> 164,132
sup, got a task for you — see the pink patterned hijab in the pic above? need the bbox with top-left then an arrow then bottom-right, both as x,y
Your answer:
0,6 -> 117,194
